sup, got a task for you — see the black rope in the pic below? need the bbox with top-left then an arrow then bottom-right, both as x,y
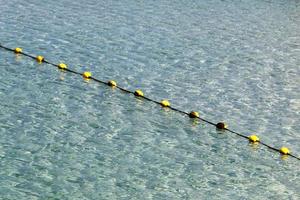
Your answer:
1,43 -> 299,161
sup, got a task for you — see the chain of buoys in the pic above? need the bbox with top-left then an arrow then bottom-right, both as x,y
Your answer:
1,43 -> 299,161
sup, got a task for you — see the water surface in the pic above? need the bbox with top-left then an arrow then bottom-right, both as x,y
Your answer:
0,0 -> 300,199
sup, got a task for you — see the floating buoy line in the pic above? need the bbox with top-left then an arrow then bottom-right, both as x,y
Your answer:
1,43 -> 299,161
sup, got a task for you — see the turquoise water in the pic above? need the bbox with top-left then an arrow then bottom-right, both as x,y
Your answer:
1,0 -> 300,199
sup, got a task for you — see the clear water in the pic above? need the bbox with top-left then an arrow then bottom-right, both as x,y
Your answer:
0,0 -> 300,199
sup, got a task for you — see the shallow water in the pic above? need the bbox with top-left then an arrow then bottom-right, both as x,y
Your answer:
0,0 -> 300,199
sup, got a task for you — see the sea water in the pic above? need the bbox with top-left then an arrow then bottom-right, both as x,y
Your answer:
0,0 -> 299,199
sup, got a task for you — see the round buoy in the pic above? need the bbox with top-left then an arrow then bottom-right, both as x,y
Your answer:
249,135 -> 260,143
189,111 -> 199,118
58,63 -> 67,69
280,147 -> 290,155
160,100 -> 170,107
14,47 -> 22,53
36,55 -> 44,63
216,122 -> 228,129
83,71 -> 92,78
108,80 -> 117,87
134,89 -> 144,97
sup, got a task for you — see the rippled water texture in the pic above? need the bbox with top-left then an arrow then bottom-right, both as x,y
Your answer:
0,0 -> 300,199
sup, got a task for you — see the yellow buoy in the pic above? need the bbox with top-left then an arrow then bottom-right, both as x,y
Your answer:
58,63 -> 67,69
189,111 -> 199,118
108,80 -> 117,87
280,147 -> 290,155
160,100 -> 170,107
216,122 -> 228,129
83,71 -> 92,78
36,55 -> 44,63
249,135 -> 260,143
134,89 -> 144,97
14,47 -> 22,53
